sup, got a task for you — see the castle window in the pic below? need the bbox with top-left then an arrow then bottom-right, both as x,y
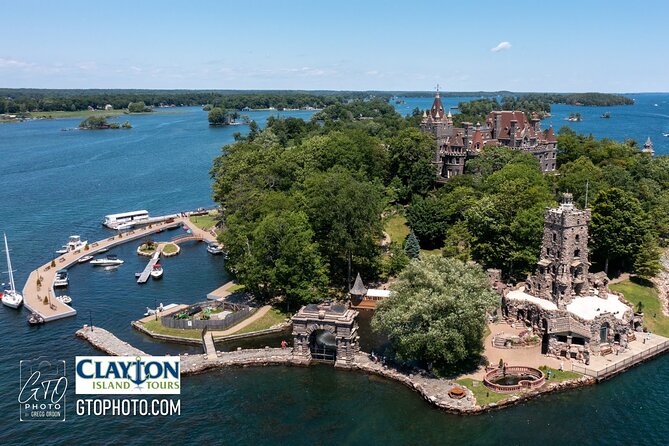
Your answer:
546,248 -> 551,256
575,234 -> 580,242
574,249 -> 580,257
552,233 -> 557,242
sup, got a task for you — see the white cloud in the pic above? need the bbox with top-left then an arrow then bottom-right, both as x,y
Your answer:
491,41 -> 512,52
0,57 -> 32,68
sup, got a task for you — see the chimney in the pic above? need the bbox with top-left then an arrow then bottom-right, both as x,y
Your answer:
510,119 -> 518,146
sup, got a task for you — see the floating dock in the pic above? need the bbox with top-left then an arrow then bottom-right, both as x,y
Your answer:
137,250 -> 162,284
23,213 -> 217,323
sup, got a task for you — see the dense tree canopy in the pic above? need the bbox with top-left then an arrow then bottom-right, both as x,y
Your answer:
372,257 -> 499,370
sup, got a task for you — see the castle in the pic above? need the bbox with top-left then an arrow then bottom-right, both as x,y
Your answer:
503,193 -> 641,362
420,90 -> 558,181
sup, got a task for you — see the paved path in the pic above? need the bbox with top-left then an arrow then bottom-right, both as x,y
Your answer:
210,305 -> 272,338
76,326 -> 147,356
202,331 -> 217,359
207,280 -> 237,301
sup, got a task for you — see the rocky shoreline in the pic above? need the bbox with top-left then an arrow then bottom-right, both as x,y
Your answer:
76,325 -> 597,415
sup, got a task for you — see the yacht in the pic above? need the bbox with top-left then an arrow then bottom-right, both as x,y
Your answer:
207,242 -> 223,255
77,255 -> 94,263
90,254 -> 124,266
66,235 -> 88,251
54,269 -> 69,287
150,263 -> 163,279
1,233 -> 23,309
55,245 -> 69,255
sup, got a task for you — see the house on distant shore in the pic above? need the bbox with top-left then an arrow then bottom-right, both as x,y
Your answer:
104,104 -> 113,111
420,88 -> 558,182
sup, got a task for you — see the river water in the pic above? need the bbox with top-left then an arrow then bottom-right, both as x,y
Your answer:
1,98 -> 668,445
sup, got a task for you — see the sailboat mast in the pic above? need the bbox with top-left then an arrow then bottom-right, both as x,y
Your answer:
4,233 -> 15,291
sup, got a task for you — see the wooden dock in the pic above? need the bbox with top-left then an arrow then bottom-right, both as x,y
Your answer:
137,250 -> 161,284
22,214 -> 218,323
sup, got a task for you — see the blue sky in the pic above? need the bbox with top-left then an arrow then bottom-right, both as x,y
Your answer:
2,0 -> 667,92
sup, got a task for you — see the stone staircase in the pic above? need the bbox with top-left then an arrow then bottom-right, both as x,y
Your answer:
549,317 -> 591,338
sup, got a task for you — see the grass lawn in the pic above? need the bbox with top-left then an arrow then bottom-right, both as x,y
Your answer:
162,243 -> 179,254
610,279 -> 669,337
455,378 -> 510,406
228,284 -> 245,293
229,308 -> 291,335
384,214 -> 410,245
190,213 -> 218,230
420,247 -> 443,257
539,366 -> 581,382
142,320 -> 202,339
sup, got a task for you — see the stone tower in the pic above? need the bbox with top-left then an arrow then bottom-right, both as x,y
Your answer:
525,193 -> 591,308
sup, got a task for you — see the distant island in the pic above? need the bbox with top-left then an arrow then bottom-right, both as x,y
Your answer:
79,116 -> 131,130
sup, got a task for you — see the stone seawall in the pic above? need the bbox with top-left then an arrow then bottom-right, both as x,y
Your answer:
75,326 -> 600,415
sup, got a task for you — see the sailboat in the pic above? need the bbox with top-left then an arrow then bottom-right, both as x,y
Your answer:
2,233 -> 23,308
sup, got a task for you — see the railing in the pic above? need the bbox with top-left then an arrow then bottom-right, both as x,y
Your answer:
161,306 -> 256,330
571,339 -> 669,379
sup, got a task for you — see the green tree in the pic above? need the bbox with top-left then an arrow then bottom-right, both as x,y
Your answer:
387,128 -> 436,202
303,167 -> 385,286
406,195 -> 449,248
128,101 -> 149,113
222,210 -> 327,306
633,233 -> 662,280
208,107 -> 228,126
372,257 -> 499,370
385,241 -> 410,277
404,230 -> 421,259
590,188 -> 647,274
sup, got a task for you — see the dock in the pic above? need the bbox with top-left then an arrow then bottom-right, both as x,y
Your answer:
23,213 -> 218,323
202,330 -> 217,360
137,250 -> 162,284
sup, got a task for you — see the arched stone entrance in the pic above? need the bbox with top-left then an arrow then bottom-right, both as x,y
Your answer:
292,302 -> 359,366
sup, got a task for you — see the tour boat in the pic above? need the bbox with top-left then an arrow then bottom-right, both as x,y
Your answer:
27,313 -> 45,325
90,254 -> 124,266
150,264 -> 163,279
54,269 -> 69,287
207,242 -> 223,255
2,233 -> 23,309
56,295 -> 72,304
77,255 -> 94,263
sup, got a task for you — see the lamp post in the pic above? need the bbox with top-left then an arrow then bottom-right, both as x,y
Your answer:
154,299 -> 158,321
89,310 -> 93,331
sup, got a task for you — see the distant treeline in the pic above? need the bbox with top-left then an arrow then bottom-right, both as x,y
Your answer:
0,88 -> 633,114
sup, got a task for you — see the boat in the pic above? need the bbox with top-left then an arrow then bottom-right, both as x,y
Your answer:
90,254 -> 124,266
27,313 -> 45,325
1,233 -> 23,309
56,295 -> 72,304
78,255 -> 94,263
182,225 -> 190,231
663,133 -> 669,137
55,245 -> 69,255
150,264 -> 163,279
97,247 -> 109,254
600,112 -> 611,118
207,242 -> 223,255
54,269 -> 69,287
116,222 -> 135,231
66,235 -> 88,251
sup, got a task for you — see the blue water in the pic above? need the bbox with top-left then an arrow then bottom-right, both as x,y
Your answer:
1,100 -> 669,445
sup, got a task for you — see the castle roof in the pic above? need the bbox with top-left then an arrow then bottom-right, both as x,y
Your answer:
350,273 -> 367,296
544,125 -> 557,142
429,93 -> 446,120
488,111 -> 528,140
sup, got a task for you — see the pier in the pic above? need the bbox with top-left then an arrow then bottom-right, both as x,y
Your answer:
137,250 -> 162,284
22,212 -> 217,322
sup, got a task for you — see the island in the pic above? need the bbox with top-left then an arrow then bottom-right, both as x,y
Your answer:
79,116 -> 132,130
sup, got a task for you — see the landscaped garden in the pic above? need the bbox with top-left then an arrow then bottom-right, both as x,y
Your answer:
610,279 -> 669,337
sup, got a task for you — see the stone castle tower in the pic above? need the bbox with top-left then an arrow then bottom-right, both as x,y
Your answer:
525,193 -> 591,308
643,136 -> 654,157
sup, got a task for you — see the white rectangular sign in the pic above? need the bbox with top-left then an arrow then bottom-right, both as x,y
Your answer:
75,356 -> 180,395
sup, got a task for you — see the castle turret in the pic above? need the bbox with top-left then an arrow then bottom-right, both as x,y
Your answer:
643,136 -> 654,157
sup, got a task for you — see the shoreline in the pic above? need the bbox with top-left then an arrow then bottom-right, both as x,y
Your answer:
76,325 -> 609,415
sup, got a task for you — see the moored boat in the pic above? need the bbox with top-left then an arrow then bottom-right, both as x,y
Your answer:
78,255 -> 94,263
150,263 -> 163,279
207,242 -> 223,255
2,233 -> 23,309
27,313 -> 45,325
56,295 -> 72,304
90,254 -> 124,266
54,269 -> 69,287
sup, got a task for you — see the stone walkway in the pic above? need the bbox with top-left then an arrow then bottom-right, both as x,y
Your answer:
76,326 -> 146,356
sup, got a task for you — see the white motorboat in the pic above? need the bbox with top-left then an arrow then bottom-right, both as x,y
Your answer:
55,245 -> 69,255
1,233 -> 23,309
116,222 -> 135,231
78,255 -> 94,263
54,269 -> 69,287
27,312 -> 45,325
56,295 -> 72,304
90,254 -> 124,266
150,263 -> 163,279
207,242 -> 223,255
66,235 -> 88,251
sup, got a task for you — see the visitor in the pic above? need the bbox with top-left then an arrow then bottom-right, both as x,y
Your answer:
559,361 -> 563,371
281,340 -> 287,349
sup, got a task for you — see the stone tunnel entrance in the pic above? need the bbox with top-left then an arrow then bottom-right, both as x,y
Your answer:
292,302 -> 359,366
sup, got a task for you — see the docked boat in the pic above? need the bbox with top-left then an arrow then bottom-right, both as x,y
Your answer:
27,313 -> 45,325
600,112 -> 611,118
56,295 -> 72,304
116,222 -> 135,231
97,247 -> 109,254
2,233 -> 23,309
90,254 -> 124,266
207,242 -> 223,255
66,235 -> 88,251
55,245 -> 69,255
54,269 -> 69,287
150,264 -> 164,279
78,255 -> 94,263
